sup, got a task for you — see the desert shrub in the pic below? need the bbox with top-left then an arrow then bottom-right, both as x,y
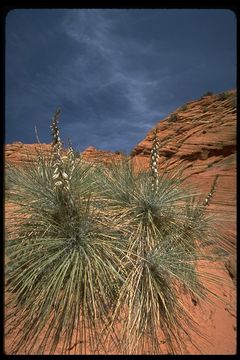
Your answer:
130,149 -> 136,157
73,149 -> 81,157
5,167 -> 14,194
207,162 -> 214,168
5,165 -> 22,201
202,106 -> 208,113
230,96 -> 237,109
217,92 -> 230,101
201,91 -> 213,98
93,131 -> 228,354
180,104 -> 187,111
115,150 -> 127,157
5,110 -> 126,355
169,113 -> 178,123
141,148 -> 148,155
5,114 -> 229,355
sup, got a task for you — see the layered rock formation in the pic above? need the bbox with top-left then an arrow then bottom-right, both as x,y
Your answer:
132,90 -> 236,249
81,146 -> 124,164
132,90 -> 236,173
5,142 -> 52,165
5,143 -> 123,166
130,90 -> 237,353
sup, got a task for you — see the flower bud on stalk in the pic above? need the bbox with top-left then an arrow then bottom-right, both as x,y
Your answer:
150,129 -> 160,193
66,142 -> 75,181
203,174 -> 219,207
50,108 -> 74,211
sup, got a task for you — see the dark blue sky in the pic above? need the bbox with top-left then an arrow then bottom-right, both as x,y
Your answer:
5,9 -> 236,153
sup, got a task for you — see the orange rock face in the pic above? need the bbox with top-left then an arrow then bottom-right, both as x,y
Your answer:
5,143 -> 123,167
5,142 -> 53,165
81,146 -> 124,164
131,90 -> 236,247
130,90 -> 236,355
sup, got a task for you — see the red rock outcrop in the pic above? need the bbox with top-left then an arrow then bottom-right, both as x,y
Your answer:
131,90 -> 236,249
5,143 -> 123,167
5,142 -> 53,165
130,90 -> 236,355
81,146 -> 124,164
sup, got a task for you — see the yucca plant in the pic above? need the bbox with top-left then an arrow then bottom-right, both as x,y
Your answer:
5,117 -> 230,355
4,110 -> 127,355
94,129 -> 229,354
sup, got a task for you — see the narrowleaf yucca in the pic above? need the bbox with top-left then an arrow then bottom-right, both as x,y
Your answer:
5,194 -> 125,354
5,113 -> 126,355
5,112 -> 230,355
95,154 -> 229,354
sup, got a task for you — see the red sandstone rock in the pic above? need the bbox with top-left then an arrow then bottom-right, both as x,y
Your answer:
5,143 -> 123,167
5,142 -> 53,165
131,90 -> 236,245
81,146 -> 124,164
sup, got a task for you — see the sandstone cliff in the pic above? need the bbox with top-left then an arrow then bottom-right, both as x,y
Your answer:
81,146 -> 124,164
4,143 -> 122,166
131,90 -> 236,250
5,142 -> 52,165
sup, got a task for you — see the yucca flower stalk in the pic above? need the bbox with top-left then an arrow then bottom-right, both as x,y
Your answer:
5,110 -> 126,355
50,108 -> 70,192
150,128 -> 160,193
203,174 -> 219,207
34,125 -> 48,180
66,140 -> 75,181
95,151 -> 228,354
50,109 -> 77,218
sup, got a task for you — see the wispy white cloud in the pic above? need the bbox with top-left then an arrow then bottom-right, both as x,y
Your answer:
6,9 -> 236,151
61,10 -> 167,120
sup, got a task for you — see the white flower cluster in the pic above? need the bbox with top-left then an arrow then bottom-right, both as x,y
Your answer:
204,193 -> 212,206
203,174 -> 219,207
67,144 -> 75,181
50,109 -> 71,193
150,129 -> 160,193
